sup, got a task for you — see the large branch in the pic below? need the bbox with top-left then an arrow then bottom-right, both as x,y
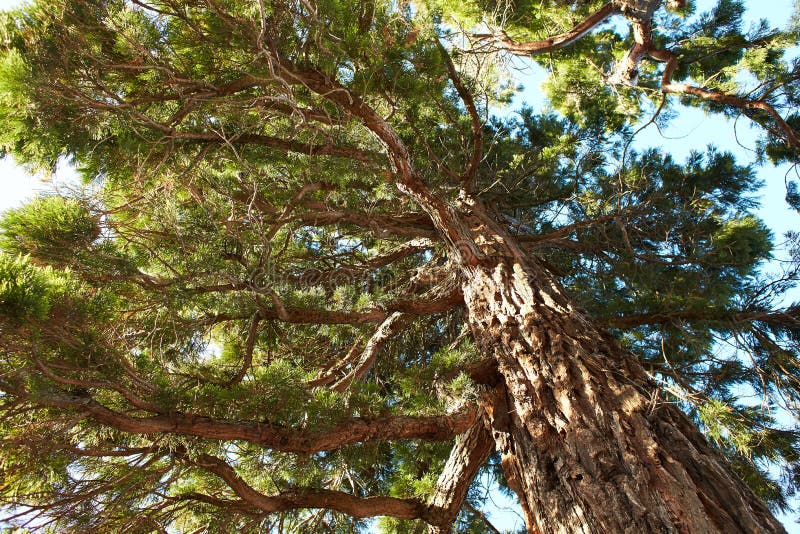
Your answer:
472,3 -> 619,55
193,453 -> 430,520
427,420 -> 495,532
228,186 -> 438,239
467,0 -> 800,150
649,49 -> 800,148
172,132 -> 381,163
607,18 -> 652,86
275,60 -> 485,266
197,285 -> 463,326
24,390 -> 478,454
603,4 -> 800,148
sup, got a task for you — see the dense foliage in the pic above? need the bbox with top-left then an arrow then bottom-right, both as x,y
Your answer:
0,0 -> 799,532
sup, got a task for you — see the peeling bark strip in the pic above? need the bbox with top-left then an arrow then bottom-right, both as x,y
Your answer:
460,237 -> 785,533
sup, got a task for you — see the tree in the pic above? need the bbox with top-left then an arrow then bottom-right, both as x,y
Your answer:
0,0 -> 799,531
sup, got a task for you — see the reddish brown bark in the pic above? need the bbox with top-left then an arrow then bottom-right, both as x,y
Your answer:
473,3 -> 619,55
194,453 -> 429,519
288,52 -> 787,530
26,391 -> 478,454
478,0 -> 799,149
427,420 -> 495,533
458,213 -> 785,533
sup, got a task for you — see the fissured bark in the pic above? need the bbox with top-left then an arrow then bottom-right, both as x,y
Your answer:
460,230 -> 784,533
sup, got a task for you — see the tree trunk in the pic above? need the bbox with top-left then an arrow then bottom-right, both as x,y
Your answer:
459,230 -> 785,533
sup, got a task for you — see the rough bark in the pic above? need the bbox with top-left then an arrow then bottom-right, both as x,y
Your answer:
427,420 -> 495,533
459,222 -> 786,533
273,43 -> 786,533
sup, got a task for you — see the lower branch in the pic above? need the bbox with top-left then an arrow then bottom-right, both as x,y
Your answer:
22,389 -> 478,453
194,453 -> 429,520
427,419 -> 494,533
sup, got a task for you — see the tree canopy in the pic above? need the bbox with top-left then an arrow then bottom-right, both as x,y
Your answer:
0,0 -> 799,532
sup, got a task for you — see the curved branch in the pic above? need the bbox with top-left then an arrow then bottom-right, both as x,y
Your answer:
193,453 -> 429,520
26,390 -> 478,453
608,19 -> 652,86
649,49 -> 800,149
33,357 -> 161,413
599,6 -> 800,149
472,3 -> 618,55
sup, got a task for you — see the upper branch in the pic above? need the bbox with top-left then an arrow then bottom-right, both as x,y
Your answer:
273,60 -> 485,266
648,48 -> 800,149
435,39 -> 484,190
472,3 -> 618,55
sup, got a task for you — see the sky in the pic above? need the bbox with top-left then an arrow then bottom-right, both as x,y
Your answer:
0,0 -> 798,531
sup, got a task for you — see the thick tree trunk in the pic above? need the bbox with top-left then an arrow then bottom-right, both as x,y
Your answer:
459,233 -> 785,533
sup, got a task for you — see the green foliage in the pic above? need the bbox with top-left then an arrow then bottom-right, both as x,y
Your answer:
0,253 -> 64,320
0,0 -> 797,531
708,216 -> 772,269
0,195 -> 99,265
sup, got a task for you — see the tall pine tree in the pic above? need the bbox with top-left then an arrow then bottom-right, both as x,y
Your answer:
0,0 -> 799,532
